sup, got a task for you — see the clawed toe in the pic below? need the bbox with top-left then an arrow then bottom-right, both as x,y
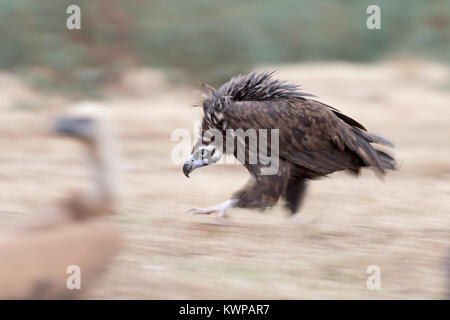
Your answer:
186,200 -> 236,218
186,208 -> 216,215
185,207 -> 228,218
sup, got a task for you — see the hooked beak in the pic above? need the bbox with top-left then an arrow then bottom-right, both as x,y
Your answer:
183,154 -> 207,178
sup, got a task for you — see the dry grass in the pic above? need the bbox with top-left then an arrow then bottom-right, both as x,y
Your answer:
0,60 -> 449,299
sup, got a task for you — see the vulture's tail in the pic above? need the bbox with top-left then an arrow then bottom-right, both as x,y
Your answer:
375,149 -> 396,171
342,128 -> 397,176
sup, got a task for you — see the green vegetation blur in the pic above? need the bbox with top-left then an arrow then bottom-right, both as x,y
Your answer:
0,0 -> 448,94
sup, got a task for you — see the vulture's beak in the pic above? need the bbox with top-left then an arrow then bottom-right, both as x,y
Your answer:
183,154 -> 207,178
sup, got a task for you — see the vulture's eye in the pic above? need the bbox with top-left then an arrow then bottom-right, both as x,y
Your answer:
198,148 -> 213,162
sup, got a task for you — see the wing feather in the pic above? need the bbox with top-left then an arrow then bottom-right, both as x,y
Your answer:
223,98 -> 394,176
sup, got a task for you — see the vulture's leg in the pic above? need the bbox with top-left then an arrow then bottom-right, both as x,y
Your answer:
232,164 -> 290,210
283,176 -> 308,215
283,176 -> 316,224
187,161 -> 290,217
188,172 -> 287,217
187,199 -> 237,218
233,177 -> 282,210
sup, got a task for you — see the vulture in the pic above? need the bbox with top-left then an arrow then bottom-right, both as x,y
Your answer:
183,71 -> 396,217
0,103 -> 121,299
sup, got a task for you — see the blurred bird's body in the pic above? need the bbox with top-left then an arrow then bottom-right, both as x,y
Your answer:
0,220 -> 119,299
0,103 -> 121,299
184,71 -> 396,217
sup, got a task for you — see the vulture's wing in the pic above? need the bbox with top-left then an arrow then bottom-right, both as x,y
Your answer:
223,98 -> 394,175
312,100 -> 367,131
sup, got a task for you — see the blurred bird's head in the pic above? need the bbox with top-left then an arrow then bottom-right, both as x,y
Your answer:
183,144 -> 222,177
52,102 -> 113,146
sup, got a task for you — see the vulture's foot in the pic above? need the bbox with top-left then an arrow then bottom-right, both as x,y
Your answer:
187,199 -> 237,218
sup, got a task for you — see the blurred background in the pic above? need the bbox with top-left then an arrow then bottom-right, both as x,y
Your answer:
0,0 -> 449,299
1,0 -> 449,95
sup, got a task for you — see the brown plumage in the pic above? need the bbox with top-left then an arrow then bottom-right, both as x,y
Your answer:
183,71 -> 396,217
0,103 -> 121,299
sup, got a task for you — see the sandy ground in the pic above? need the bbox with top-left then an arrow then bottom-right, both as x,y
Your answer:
0,60 -> 449,299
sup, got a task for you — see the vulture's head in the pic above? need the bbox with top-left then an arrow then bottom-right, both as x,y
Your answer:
183,144 -> 222,177
52,102 -> 113,146
52,102 -> 120,205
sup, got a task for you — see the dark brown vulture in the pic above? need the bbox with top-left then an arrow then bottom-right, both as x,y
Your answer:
183,71 -> 396,217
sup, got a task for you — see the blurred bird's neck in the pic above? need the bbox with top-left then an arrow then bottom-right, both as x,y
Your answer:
88,130 -> 120,207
